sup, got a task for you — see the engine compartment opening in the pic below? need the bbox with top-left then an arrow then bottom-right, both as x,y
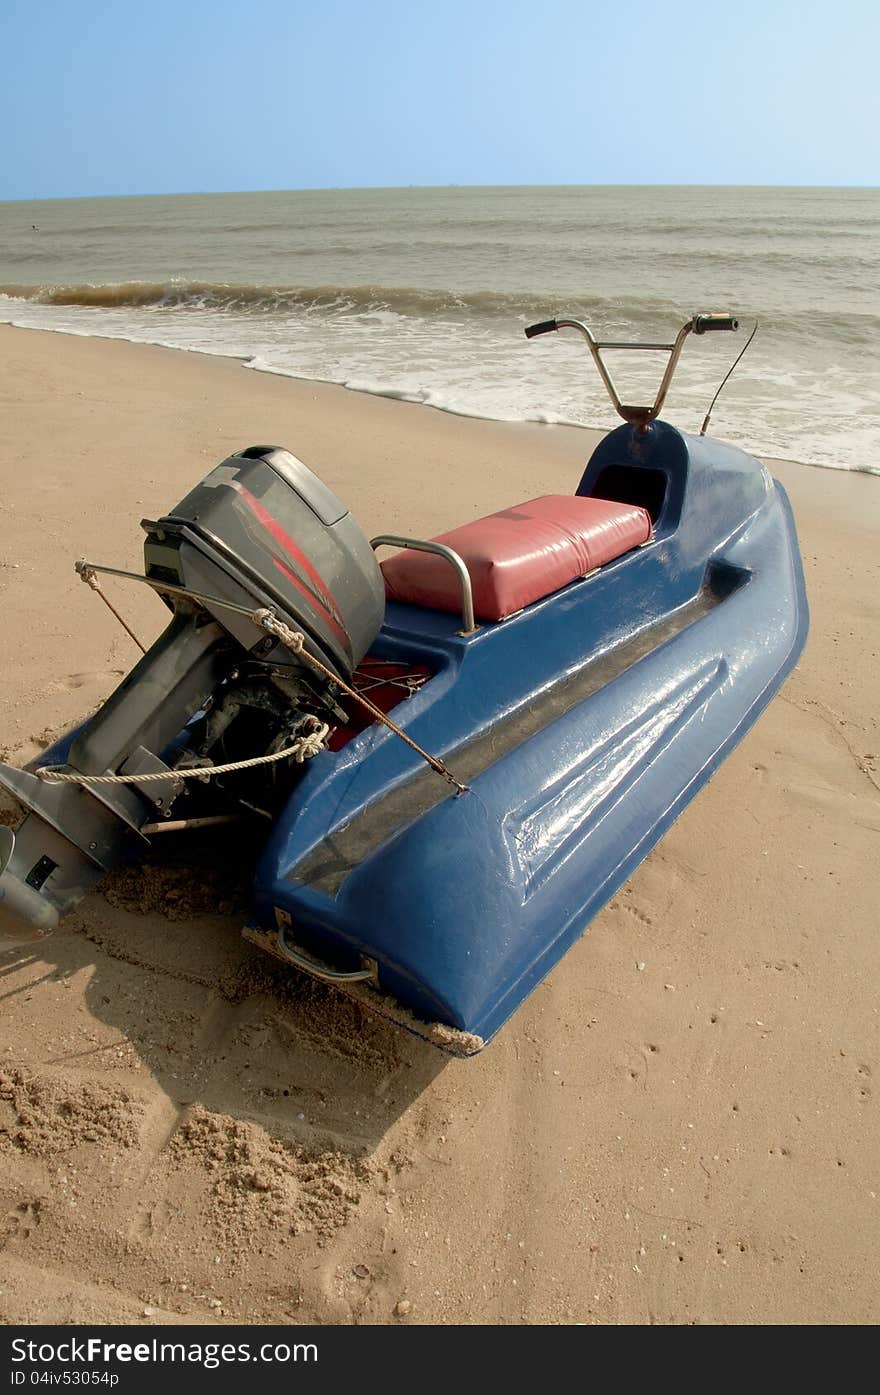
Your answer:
590,464 -> 668,524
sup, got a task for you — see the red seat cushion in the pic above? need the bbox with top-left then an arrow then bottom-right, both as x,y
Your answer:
381,495 -> 652,623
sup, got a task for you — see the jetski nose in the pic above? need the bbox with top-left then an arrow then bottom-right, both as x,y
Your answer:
0,825 -> 60,941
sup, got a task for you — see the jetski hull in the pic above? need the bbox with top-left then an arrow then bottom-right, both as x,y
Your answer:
246,423 -> 809,1048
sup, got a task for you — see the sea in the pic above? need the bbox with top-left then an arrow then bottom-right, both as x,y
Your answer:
1,184 -> 877,474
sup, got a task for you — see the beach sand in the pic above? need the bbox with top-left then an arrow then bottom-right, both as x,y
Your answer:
0,324 -> 877,1325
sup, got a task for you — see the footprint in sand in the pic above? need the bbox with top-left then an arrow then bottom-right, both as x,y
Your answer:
623,902 -> 653,928
1,1197 -> 43,1246
715,1239 -> 750,1261
44,669 -> 125,697
852,1063 -> 873,1102
787,780 -> 880,831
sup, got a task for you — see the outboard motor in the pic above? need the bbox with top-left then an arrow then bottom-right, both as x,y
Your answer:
0,447 -> 385,934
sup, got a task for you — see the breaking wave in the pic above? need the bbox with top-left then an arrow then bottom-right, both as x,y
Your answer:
0,279 -> 687,323
3,281 -> 879,351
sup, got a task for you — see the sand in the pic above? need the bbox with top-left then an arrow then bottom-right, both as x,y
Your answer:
0,323 -> 877,1326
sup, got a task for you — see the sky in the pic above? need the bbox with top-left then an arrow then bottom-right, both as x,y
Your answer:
2,0 -> 878,200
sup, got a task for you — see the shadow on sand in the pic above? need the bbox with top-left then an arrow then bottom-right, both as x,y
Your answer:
0,832 -> 447,1161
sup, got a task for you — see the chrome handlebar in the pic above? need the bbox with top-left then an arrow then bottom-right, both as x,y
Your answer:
524,313 -> 739,428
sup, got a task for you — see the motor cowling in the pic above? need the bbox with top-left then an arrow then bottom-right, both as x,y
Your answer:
144,446 -> 385,680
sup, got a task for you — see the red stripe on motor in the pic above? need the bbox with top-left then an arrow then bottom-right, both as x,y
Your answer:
233,483 -> 350,652
239,485 -> 344,625
271,557 -> 350,652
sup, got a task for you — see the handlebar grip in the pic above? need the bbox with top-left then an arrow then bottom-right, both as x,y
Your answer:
524,319 -> 559,339
693,314 -> 739,334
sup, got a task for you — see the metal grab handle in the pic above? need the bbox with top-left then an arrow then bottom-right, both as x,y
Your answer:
243,919 -> 377,982
525,312 -> 739,428
371,534 -> 478,634
275,926 -> 376,982
241,920 -> 376,987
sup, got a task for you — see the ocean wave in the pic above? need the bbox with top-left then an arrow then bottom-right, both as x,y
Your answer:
0,279 -> 693,321
4,280 -> 879,352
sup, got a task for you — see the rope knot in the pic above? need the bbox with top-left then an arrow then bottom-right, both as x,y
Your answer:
252,608 -> 305,652
76,560 -> 100,592
293,722 -> 330,763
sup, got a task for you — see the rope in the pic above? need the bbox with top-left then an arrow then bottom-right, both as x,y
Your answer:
78,564 -> 147,654
35,721 -> 330,786
252,609 -> 469,795
69,559 -> 467,797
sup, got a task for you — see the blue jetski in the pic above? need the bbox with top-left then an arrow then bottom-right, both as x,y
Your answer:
0,314 -> 808,1052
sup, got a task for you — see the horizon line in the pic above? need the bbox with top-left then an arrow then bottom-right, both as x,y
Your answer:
2,179 -> 879,206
